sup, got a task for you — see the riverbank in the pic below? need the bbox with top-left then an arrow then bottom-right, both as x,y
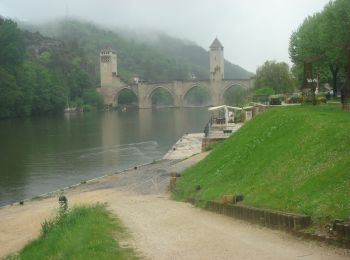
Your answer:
173,105 -> 350,242
1,127 -> 349,259
1,152 -> 349,259
0,149 -> 209,258
163,133 -> 204,160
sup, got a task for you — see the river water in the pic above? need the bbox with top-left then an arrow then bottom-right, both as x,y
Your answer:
0,108 -> 209,206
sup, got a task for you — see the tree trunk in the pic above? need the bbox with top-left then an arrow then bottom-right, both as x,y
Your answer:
342,48 -> 350,110
329,65 -> 339,98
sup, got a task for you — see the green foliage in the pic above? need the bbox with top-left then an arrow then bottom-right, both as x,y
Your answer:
254,60 -> 295,94
223,85 -> 249,107
0,18 -> 25,71
17,204 -> 139,260
286,95 -> 302,104
254,87 -> 275,96
83,89 -> 104,109
184,86 -> 211,106
173,105 -> 350,220
317,96 -> 327,104
151,88 -> 174,106
0,18 -> 103,118
289,0 -> 350,96
117,89 -> 138,106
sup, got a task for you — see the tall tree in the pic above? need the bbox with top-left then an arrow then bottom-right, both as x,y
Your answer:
254,61 -> 295,94
289,0 -> 350,102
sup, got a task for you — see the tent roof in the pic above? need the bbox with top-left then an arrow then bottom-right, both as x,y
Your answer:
208,105 -> 242,111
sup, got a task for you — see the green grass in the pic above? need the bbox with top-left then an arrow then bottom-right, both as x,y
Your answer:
173,104 -> 350,220
13,204 -> 139,260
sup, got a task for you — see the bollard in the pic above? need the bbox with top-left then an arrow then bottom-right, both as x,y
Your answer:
58,195 -> 68,212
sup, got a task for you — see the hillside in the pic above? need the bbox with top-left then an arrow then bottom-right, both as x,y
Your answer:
0,17 -> 102,118
117,29 -> 254,79
173,105 -> 350,220
21,19 -> 253,83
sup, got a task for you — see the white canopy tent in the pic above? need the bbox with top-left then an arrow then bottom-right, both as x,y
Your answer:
208,105 -> 242,128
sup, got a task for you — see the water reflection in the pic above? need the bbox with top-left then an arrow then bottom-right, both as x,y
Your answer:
0,108 -> 209,206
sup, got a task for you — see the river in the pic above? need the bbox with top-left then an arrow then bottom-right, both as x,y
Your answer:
0,108 -> 209,207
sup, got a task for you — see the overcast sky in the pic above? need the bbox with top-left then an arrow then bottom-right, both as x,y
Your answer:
1,0 -> 330,72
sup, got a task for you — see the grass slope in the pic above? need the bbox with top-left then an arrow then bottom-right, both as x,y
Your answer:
173,105 -> 350,220
16,204 -> 138,260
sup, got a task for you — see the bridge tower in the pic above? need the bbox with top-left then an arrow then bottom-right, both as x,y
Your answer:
209,37 -> 224,81
209,38 -> 224,105
100,47 -> 117,88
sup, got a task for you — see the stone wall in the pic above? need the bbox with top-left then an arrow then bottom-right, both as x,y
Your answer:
205,200 -> 311,230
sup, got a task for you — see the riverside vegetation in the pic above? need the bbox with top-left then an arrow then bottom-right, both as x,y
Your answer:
173,105 -> 350,223
7,204 -> 139,260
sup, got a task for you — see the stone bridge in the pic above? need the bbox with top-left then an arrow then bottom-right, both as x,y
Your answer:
97,38 -> 253,108
109,79 -> 252,108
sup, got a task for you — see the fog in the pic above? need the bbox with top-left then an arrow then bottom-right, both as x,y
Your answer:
0,0 -> 329,72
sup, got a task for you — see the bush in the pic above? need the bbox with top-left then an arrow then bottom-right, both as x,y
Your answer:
287,95 -> 302,104
302,96 -> 327,105
82,104 -> 92,111
317,96 -> 327,104
83,90 -> 104,109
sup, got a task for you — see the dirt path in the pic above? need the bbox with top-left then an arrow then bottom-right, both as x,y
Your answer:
106,192 -> 350,260
1,153 -> 349,259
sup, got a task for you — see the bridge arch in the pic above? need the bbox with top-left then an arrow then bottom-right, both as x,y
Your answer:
183,84 -> 211,107
116,87 -> 138,107
148,86 -> 175,107
221,83 -> 249,107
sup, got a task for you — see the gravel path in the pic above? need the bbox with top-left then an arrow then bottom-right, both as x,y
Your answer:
0,152 -> 349,259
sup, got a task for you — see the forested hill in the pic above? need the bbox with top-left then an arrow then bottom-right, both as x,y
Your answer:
119,30 -> 254,80
0,18 -> 103,118
22,19 -> 254,83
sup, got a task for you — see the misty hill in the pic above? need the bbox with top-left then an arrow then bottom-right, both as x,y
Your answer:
116,28 -> 254,80
21,19 -> 253,84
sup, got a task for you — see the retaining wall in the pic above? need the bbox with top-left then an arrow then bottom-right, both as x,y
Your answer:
205,200 -> 311,230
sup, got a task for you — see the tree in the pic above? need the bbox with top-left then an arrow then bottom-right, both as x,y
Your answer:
0,18 -> 25,71
254,61 -> 295,94
289,0 -> 350,103
223,86 -> 249,107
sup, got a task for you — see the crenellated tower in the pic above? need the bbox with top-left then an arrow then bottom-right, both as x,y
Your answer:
100,48 -> 117,87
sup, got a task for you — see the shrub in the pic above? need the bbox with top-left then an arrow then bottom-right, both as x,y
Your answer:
303,97 -> 313,104
317,96 -> 327,104
287,95 -> 302,104
82,104 -> 92,111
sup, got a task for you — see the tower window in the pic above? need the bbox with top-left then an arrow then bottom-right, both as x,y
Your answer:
101,56 -> 110,63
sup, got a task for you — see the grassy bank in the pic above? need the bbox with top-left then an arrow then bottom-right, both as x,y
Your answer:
173,105 -> 350,221
11,204 -> 138,260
